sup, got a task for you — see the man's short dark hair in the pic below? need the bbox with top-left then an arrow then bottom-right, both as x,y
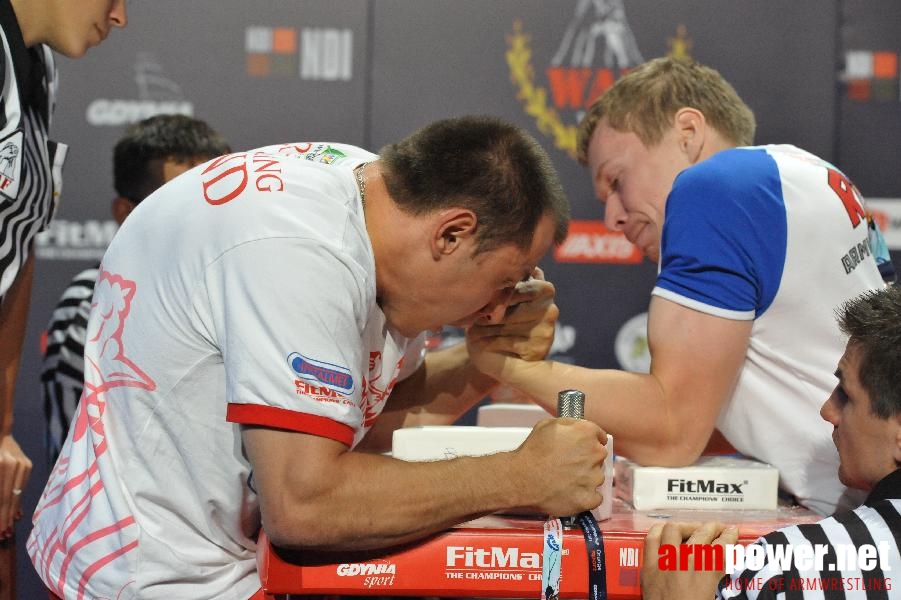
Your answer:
114,114 -> 231,203
379,115 -> 570,254
837,285 -> 901,418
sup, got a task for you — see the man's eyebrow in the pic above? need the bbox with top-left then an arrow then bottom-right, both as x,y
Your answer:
834,367 -> 843,381
593,157 -> 611,181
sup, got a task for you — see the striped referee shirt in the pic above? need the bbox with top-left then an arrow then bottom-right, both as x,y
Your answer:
41,265 -> 97,463
719,469 -> 901,599
0,0 -> 66,302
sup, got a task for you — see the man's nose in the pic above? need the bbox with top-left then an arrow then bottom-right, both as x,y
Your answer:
110,0 -> 128,28
479,289 -> 514,323
820,391 -> 840,425
603,197 -> 627,231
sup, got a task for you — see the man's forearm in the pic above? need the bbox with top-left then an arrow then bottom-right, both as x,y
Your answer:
384,344 -> 498,421
246,419 -> 606,553
357,344 -> 498,452
494,359 -> 718,465
268,449 -> 523,551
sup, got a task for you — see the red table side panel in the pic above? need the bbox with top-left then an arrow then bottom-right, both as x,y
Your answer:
258,500 -> 821,598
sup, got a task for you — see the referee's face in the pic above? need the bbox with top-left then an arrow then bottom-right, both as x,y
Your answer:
45,0 -> 127,58
820,342 -> 901,492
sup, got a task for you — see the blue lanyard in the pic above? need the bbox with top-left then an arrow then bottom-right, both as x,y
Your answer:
576,511 -> 607,600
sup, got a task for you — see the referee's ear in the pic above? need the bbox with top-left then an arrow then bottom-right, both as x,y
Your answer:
892,414 -> 901,467
112,197 -> 138,225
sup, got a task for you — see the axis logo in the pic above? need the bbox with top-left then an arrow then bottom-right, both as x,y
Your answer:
553,220 -> 642,264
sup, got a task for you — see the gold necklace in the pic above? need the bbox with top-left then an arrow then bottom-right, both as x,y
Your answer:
354,162 -> 368,208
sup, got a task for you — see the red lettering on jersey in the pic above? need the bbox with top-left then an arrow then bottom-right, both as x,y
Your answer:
201,153 -> 249,205
252,152 -> 285,192
827,168 -> 865,227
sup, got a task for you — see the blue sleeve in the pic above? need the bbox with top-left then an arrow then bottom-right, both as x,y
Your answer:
654,148 -> 787,319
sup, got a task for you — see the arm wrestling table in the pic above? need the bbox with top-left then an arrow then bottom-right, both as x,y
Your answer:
256,498 -> 820,599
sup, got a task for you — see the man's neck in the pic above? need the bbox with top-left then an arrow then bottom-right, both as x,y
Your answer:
8,0 -> 42,47
865,468 -> 901,506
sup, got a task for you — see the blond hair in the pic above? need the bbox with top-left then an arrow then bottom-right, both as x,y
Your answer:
576,57 -> 756,164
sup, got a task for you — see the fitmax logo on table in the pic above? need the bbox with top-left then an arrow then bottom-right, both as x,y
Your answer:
666,477 -> 749,504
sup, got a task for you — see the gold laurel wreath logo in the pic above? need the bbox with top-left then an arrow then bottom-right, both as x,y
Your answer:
506,20 -> 578,159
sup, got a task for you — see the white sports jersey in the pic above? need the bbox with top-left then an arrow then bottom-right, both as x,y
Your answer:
28,143 -> 425,599
652,145 -> 885,515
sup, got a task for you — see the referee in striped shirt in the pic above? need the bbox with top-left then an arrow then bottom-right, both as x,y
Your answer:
0,0 -> 127,540
42,114 -> 229,465
642,284 -> 901,600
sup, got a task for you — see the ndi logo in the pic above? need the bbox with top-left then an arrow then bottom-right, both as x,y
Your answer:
246,26 -> 353,80
287,352 -> 354,393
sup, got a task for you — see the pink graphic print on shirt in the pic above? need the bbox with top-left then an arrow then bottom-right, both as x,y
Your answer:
30,271 -> 155,600
361,351 -> 405,428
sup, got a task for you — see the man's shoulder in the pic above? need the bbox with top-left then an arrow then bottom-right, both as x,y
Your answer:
676,147 -> 775,195
666,147 -> 788,232
761,498 -> 899,551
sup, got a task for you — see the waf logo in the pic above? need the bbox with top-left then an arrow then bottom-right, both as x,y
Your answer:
554,220 -> 642,264
288,352 -> 355,394
0,131 -> 22,199
506,0 -> 646,160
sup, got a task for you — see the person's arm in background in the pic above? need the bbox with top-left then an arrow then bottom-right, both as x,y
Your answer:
468,294 -> 752,466
357,271 -> 558,453
41,268 -> 96,465
641,522 -> 738,600
0,252 -> 35,537
244,414 -> 606,551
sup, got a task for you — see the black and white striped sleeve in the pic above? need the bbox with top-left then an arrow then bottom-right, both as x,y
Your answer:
41,266 -> 98,464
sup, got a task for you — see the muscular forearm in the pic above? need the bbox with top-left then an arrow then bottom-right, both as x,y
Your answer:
495,359 -> 709,465
246,421 -> 605,552
474,297 -> 752,466
391,343 -> 498,418
271,450 -> 521,551
358,344 -> 499,452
